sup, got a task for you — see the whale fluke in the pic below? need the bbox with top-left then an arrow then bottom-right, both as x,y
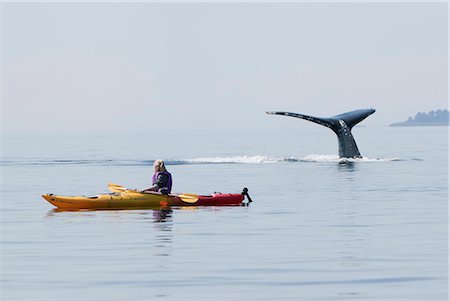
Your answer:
266,108 -> 376,158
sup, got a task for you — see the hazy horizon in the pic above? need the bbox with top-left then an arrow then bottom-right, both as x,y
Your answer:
3,2 -> 448,133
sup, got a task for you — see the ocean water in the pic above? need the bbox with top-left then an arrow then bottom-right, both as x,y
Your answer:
1,126 -> 448,301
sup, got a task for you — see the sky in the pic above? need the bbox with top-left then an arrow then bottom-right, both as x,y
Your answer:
2,2 -> 448,133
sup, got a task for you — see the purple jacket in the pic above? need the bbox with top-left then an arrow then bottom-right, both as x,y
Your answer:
152,171 -> 172,193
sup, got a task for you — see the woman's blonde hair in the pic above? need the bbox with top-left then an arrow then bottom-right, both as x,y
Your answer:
153,159 -> 166,172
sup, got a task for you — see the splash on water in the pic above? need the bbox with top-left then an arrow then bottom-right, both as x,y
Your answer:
300,154 -> 401,163
0,155 -> 403,166
177,155 -> 401,164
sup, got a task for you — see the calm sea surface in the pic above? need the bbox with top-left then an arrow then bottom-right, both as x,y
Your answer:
1,126 -> 448,301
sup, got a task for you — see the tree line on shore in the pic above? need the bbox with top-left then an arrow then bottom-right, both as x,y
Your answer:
391,109 -> 449,126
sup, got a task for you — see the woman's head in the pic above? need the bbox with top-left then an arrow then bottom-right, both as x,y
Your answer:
153,159 -> 166,173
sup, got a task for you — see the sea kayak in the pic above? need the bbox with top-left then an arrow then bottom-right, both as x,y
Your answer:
42,184 -> 252,210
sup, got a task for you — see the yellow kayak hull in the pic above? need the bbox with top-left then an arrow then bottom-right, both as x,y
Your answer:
42,189 -> 246,210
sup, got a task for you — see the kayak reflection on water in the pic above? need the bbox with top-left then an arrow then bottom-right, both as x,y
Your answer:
152,209 -> 173,223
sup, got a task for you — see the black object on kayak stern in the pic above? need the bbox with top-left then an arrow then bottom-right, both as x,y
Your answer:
242,187 -> 253,206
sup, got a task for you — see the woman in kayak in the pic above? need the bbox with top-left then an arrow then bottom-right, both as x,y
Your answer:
142,159 -> 173,195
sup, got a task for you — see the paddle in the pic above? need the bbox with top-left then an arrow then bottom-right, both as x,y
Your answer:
107,183 -> 199,204
176,193 -> 199,204
108,183 -> 130,192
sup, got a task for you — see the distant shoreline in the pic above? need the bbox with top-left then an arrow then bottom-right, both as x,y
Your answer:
389,109 -> 449,127
390,122 -> 449,127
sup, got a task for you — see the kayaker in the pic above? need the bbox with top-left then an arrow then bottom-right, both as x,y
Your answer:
142,159 -> 172,195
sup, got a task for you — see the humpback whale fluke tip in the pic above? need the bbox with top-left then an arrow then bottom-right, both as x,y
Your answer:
266,111 -> 289,116
266,108 -> 376,158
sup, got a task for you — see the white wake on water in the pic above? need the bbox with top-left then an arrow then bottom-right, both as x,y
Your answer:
0,155 -> 402,166
301,154 -> 401,163
180,155 -> 400,164
182,155 -> 282,164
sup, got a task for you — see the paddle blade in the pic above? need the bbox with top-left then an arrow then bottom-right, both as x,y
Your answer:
177,193 -> 199,204
108,183 -> 127,192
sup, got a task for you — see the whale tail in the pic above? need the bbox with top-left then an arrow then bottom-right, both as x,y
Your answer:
266,108 -> 376,158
